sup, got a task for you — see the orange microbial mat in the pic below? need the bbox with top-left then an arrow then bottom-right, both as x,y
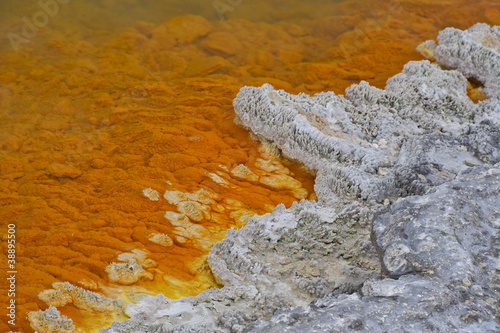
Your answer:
0,0 -> 497,331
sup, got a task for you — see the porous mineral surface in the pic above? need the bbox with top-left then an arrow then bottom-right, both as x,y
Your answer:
103,23 -> 500,332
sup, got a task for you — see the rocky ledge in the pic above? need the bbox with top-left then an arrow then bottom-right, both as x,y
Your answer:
101,23 -> 500,332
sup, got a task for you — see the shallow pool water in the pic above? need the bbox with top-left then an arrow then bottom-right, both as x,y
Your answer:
0,0 -> 497,331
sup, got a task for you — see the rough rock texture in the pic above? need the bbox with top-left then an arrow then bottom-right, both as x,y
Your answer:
435,23 -> 500,98
253,168 -> 500,332
27,306 -> 75,333
103,23 -> 500,332
38,282 -> 119,313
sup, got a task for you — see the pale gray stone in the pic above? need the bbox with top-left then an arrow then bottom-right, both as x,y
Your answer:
103,24 -> 500,333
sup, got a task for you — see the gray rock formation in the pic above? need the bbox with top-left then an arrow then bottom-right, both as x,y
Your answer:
103,23 -> 500,333
435,23 -> 500,99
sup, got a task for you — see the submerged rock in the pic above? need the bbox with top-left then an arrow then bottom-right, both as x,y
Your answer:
103,23 -> 500,333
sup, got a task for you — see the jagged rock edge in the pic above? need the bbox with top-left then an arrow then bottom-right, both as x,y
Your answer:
101,23 -> 500,333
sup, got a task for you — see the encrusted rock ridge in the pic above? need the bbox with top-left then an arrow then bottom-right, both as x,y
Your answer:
102,23 -> 500,333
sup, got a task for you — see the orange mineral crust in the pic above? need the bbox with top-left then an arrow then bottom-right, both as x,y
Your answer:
0,0 -> 497,332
